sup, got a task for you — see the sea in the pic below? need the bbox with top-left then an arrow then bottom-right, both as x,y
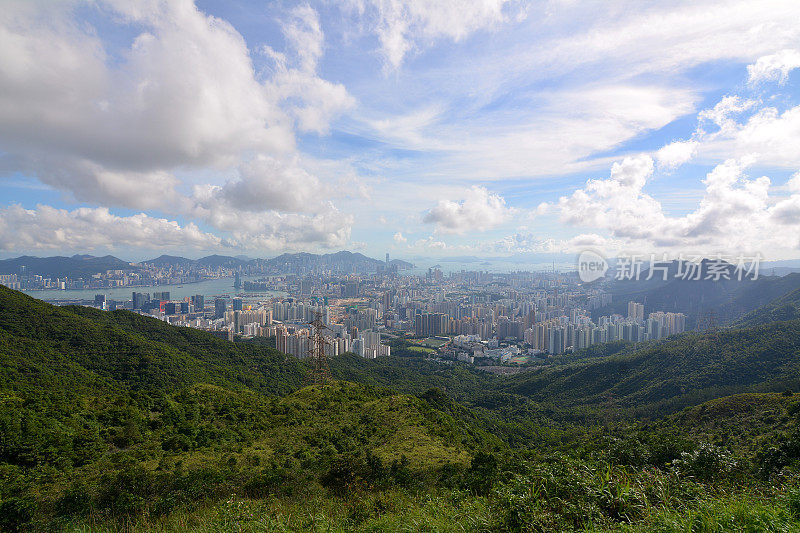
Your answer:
23,276 -> 285,304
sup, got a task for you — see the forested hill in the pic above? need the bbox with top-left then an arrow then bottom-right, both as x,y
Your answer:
8,286 -> 800,529
0,286 -> 500,531
736,286 -> 800,326
501,320 -> 800,417
0,285 -> 306,395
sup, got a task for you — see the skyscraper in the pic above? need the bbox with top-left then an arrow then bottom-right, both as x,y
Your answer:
132,292 -> 149,310
214,298 -> 227,319
627,301 -> 645,323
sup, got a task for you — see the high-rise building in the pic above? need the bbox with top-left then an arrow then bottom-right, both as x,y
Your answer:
344,281 -> 359,298
232,298 -> 243,311
132,292 -> 149,310
192,294 -> 204,312
214,298 -> 227,319
627,301 -> 645,323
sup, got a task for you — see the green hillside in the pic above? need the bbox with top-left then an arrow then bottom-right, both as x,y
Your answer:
6,286 -> 800,531
737,286 -> 800,326
0,287 -> 498,531
501,320 -> 800,417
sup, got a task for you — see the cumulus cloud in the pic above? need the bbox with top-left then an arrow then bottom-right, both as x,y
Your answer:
413,235 -> 448,250
193,156 -> 322,215
0,0 -> 357,252
547,154 -> 800,257
655,140 -> 698,170
423,186 -> 514,234
748,49 -> 800,85
393,232 -> 407,244
694,97 -> 800,169
197,203 -> 353,252
0,1 -> 294,182
0,200 -> 354,254
0,205 -> 223,252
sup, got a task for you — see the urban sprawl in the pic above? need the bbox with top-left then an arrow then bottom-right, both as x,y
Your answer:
1,260 -> 686,364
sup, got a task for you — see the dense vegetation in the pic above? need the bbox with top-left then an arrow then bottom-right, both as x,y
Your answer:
4,285 -> 800,531
737,286 -> 800,327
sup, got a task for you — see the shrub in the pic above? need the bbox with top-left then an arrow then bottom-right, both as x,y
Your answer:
0,496 -> 36,532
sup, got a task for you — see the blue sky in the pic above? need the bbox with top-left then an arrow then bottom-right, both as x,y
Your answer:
1,0 -> 800,261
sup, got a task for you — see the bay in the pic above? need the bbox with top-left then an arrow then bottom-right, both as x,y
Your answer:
23,276 -> 286,304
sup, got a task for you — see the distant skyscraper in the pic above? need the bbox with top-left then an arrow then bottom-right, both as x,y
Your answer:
627,301 -> 645,323
214,298 -> 227,319
234,271 -> 241,289
233,297 -> 243,311
192,294 -> 204,312
344,281 -> 359,298
132,292 -> 149,310
386,253 -> 389,264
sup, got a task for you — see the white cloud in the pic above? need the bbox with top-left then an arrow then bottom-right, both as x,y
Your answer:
748,49 -> 800,85
0,205 -> 223,252
262,5 -> 355,134
0,0 -> 362,253
0,2 -> 353,228
547,154 -> 800,257
193,155 -> 322,215
696,101 -> 800,169
423,186 -> 514,234
412,235 -> 448,250
0,1 -> 294,179
697,95 -> 757,134
345,0 -> 518,69
356,84 -> 698,180
656,140 -> 698,170
197,202 -> 353,252
393,232 -> 407,244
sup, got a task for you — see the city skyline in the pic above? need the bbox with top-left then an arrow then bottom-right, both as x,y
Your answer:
2,1 -> 800,260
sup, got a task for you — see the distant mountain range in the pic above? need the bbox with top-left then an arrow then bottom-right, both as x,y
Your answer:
257,250 -> 413,273
0,254 -> 135,279
0,251 -> 414,279
143,250 -> 413,272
